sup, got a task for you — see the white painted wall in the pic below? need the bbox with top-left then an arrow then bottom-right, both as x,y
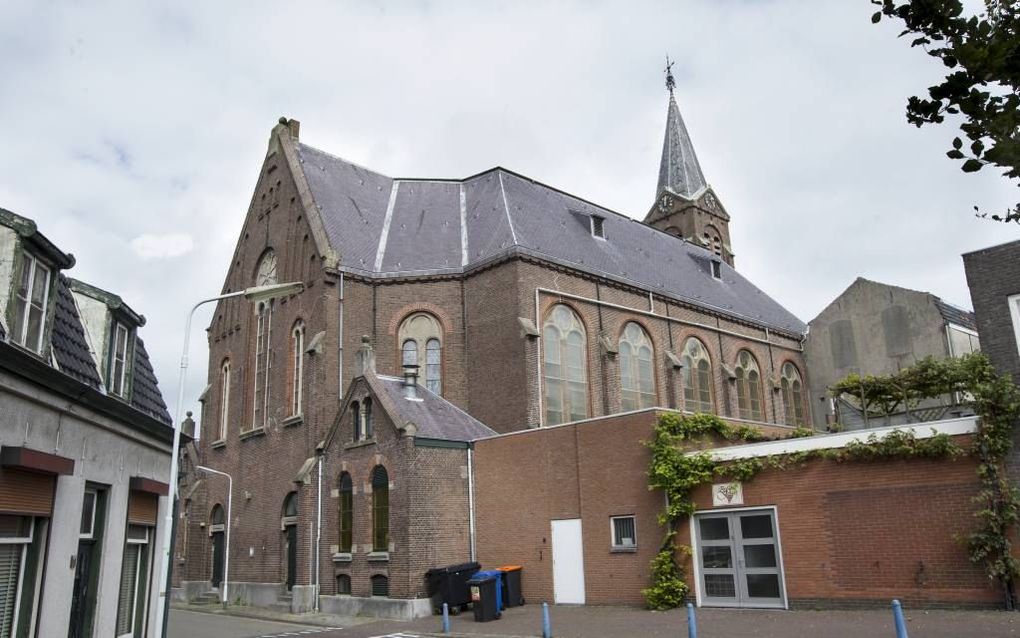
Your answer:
70,290 -> 111,380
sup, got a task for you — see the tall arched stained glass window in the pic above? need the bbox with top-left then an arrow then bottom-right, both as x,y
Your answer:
734,350 -> 763,421
681,338 -> 714,414
619,322 -> 656,411
398,313 -> 442,394
543,305 -> 588,425
780,362 -> 806,427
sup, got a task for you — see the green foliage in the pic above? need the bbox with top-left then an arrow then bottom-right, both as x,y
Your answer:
871,0 -> 1020,223
642,544 -> 689,610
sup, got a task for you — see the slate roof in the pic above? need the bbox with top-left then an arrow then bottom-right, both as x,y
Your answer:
934,298 -> 977,331
369,374 -> 496,442
52,275 -> 103,389
657,94 -> 708,199
295,144 -> 806,335
130,338 -> 172,424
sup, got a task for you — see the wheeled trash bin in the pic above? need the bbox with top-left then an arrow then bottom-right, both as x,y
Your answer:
425,562 -> 480,615
497,565 -> 524,607
467,572 -> 501,622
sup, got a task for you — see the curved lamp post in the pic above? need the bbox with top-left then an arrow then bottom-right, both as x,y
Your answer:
155,281 -> 303,635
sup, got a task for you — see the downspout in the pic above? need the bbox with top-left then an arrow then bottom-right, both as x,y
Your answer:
338,272 -> 344,398
467,446 -> 476,562
534,287 -> 543,427
315,453 -> 323,612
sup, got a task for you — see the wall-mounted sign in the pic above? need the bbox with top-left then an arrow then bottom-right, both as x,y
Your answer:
712,481 -> 743,507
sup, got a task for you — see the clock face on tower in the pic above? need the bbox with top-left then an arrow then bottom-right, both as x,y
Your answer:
659,193 -> 673,211
256,252 -> 278,287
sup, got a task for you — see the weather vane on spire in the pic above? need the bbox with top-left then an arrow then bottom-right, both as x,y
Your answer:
664,55 -> 675,95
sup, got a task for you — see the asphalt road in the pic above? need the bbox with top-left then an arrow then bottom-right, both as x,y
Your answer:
167,610 -> 345,638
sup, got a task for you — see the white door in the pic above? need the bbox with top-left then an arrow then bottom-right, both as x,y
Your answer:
551,519 -> 585,604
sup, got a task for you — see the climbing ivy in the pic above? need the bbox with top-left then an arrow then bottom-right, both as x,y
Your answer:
644,353 -> 1019,610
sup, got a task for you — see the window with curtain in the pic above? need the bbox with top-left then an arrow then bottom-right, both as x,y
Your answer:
219,360 -> 230,441
681,338 -> 714,414
734,350 -> 763,421
371,466 -> 389,552
338,473 -> 353,553
0,516 -> 34,638
543,304 -> 588,425
12,252 -> 51,353
290,320 -> 305,416
780,362 -> 806,426
619,322 -> 656,411
397,313 -> 442,394
115,525 -> 151,638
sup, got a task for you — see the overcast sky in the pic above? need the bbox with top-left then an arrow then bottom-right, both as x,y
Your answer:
2,1 -> 1015,420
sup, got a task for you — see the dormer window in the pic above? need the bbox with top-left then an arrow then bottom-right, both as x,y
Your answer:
12,252 -> 51,353
109,322 -> 131,397
591,215 -> 606,239
711,259 -> 722,280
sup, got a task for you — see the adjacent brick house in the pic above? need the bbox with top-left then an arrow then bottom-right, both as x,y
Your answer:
174,88 -> 817,617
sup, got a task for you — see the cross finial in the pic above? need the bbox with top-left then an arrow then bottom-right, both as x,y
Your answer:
664,56 -> 676,95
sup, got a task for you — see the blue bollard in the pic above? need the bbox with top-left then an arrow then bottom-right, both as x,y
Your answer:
542,602 -> 552,638
442,602 -> 450,634
686,602 -> 698,638
892,599 -> 909,638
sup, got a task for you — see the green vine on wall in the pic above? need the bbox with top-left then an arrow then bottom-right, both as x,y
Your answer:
644,353 -> 1020,610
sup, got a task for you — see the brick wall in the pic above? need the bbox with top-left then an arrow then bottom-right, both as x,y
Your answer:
964,240 -> 1020,384
474,412 -> 996,608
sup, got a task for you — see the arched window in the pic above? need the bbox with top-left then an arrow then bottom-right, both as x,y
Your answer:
781,362 -> 806,426
351,401 -> 361,441
619,322 -> 656,411
681,338 -> 714,414
543,304 -> 588,425
371,574 -> 389,597
362,397 -> 373,439
251,251 -> 277,430
398,313 -> 442,394
734,350 -> 763,421
210,504 -> 225,526
282,491 -> 298,518
338,473 -> 353,553
371,466 -> 389,552
219,359 -> 230,441
290,320 -> 305,416
336,574 -> 351,595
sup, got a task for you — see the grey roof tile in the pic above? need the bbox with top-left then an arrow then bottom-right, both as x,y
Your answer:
295,142 -> 806,335
131,337 -> 172,425
51,275 -> 103,389
370,375 -> 496,442
934,298 -> 977,331
657,95 -> 708,199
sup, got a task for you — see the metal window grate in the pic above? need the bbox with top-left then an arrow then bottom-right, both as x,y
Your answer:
371,574 -> 389,597
336,574 -> 351,595
612,516 -> 636,548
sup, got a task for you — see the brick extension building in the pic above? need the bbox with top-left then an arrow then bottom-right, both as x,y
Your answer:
173,86 -> 997,615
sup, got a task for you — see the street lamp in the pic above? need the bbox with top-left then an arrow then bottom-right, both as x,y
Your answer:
196,465 -> 232,606
155,281 -> 304,636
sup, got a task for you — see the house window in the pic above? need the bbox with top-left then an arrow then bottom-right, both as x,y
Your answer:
12,252 -> 51,353
371,574 -> 389,597
351,401 -> 361,440
290,320 -> 305,416
109,322 -> 131,397
336,574 -> 351,595
397,313 -> 442,394
681,337 -> 714,414
619,322 -> 656,411
610,515 -> 637,550
218,360 -> 231,441
362,397 -> 373,439
338,473 -> 353,553
780,362 -> 806,427
371,466 -> 389,552
543,304 -> 589,425
591,215 -> 606,239
734,350 -> 764,421
251,299 -> 273,430
0,515 -> 40,637
115,525 -> 152,638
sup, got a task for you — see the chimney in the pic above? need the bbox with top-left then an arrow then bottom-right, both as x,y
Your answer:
402,364 -> 420,400
355,335 -> 375,377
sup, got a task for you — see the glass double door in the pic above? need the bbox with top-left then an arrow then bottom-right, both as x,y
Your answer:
695,509 -> 786,608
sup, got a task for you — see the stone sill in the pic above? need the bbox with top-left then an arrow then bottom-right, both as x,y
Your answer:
239,427 -> 266,441
344,439 -> 377,451
332,552 -> 353,563
610,546 -> 638,554
366,551 -> 390,562
282,415 -> 303,428
210,439 -> 226,450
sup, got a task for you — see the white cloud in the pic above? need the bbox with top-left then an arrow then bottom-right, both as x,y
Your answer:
130,233 -> 194,260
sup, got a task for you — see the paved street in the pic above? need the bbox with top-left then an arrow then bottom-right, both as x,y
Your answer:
170,604 -> 1020,638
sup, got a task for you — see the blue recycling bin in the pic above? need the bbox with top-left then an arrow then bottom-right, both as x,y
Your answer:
474,569 -> 503,611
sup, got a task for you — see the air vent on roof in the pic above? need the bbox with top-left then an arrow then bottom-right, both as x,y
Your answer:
711,259 -> 722,280
591,215 -> 606,239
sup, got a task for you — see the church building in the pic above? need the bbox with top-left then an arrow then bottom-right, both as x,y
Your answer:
172,79 -> 827,617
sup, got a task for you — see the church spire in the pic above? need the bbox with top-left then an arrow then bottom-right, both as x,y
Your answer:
657,59 -> 707,199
